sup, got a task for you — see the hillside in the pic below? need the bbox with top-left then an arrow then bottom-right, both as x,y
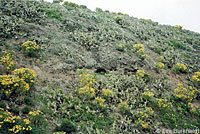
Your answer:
0,0 -> 200,133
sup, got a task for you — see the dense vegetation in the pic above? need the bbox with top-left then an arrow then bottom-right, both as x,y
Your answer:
0,0 -> 199,133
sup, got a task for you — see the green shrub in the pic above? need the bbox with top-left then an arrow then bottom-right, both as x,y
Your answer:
29,110 -> 49,133
55,119 -> 77,133
43,9 -> 62,21
1,0 -> 46,23
53,0 -> 64,3
96,7 -> 103,12
80,5 -> 87,9
0,15 -> 24,39
63,1 -> 80,8
116,44 -> 125,51
0,102 -> 6,109
10,106 -> 20,114
24,96 -> 35,106
170,40 -> 186,50
114,16 -> 123,25
22,106 -> 32,114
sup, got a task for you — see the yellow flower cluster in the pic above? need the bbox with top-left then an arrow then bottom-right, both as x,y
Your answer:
0,75 -> 30,97
174,83 -> 197,102
114,16 -> 122,19
8,125 -> 32,133
192,72 -> 200,83
157,98 -> 173,109
156,56 -> 165,63
142,91 -> 154,100
24,119 -> 31,124
53,132 -> 66,134
135,119 -> 149,129
118,101 -> 129,111
0,68 -> 36,97
173,63 -> 187,72
78,86 -> 95,99
21,41 -> 40,53
136,48 -> 144,54
102,89 -> 114,99
14,68 -> 37,86
134,44 -> 144,51
134,44 -> 147,60
136,70 -> 146,78
116,44 -> 125,51
188,103 -> 196,113
140,18 -> 152,22
175,25 -> 183,29
78,69 -> 96,87
0,50 -> 16,71
95,97 -> 106,108
145,107 -> 154,115
0,108 -> 32,133
135,111 -> 149,129
29,110 -> 43,116
154,62 -> 165,69
77,69 -> 96,99
139,54 -> 148,60
136,111 -> 148,119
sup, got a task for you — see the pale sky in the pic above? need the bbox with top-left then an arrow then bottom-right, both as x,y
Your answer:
45,0 -> 200,33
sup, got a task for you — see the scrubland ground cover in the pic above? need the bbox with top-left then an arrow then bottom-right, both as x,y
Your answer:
0,0 -> 200,133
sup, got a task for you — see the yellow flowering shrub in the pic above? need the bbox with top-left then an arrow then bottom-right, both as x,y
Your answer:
53,132 -> 66,134
134,44 -> 147,60
187,103 -> 196,113
116,44 -> 125,51
157,98 -> 173,109
134,44 -> 144,51
118,101 -> 129,112
0,50 -> 16,72
78,69 -> 96,87
154,62 -> 165,69
21,41 -> 40,57
142,91 -> 154,100
135,111 -> 149,129
0,75 -> 30,97
102,89 -> 114,99
95,97 -> 106,108
78,86 -> 95,99
29,110 -> 47,128
29,110 -> 43,116
135,118 -> 149,129
13,68 -> 37,87
136,70 -> 146,78
145,107 -> 154,115
192,72 -> 200,83
174,83 -> 197,102
136,111 -> 148,119
0,108 -> 32,133
175,25 -> 183,29
156,56 -> 165,63
136,48 -> 144,55
139,54 -> 148,60
173,63 -> 187,72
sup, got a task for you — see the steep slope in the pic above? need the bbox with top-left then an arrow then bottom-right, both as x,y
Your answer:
0,0 -> 200,134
